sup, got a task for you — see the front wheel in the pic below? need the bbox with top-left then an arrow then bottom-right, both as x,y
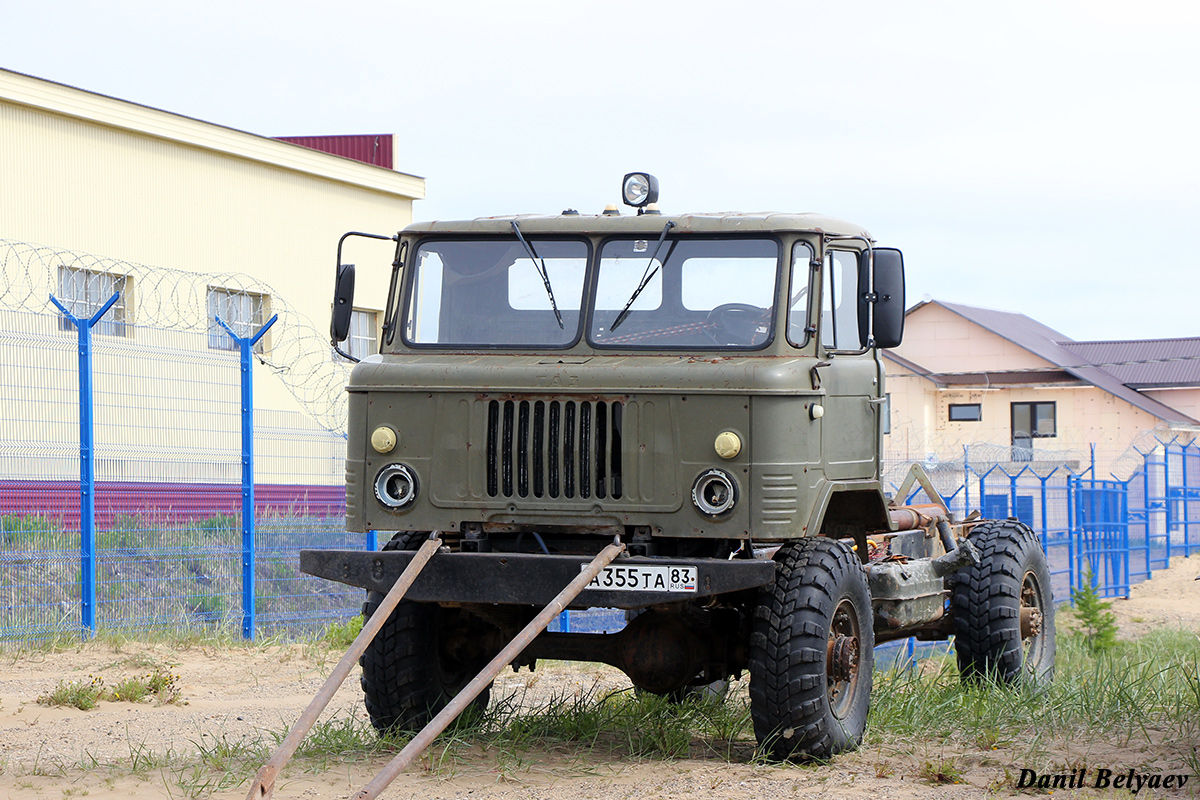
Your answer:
951,519 -> 1056,684
749,537 -> 874,760
359,533 -> 497,733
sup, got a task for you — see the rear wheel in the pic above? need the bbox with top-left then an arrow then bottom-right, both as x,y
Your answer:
749,537 -> 873,760
951,519 -> 1056,684
359,533 -> 496,733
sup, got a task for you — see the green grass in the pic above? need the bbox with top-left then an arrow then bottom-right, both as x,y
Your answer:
867,628 -> 1200,771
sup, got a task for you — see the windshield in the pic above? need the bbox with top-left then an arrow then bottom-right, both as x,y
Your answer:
401,235 -> 780,349
589,238 -> 779,348
404,238 -> 588,347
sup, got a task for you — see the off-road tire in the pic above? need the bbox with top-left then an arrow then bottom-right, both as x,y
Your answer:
749,537 -> 874,761
951,519 -> 1056,684
359,532 -> 493,733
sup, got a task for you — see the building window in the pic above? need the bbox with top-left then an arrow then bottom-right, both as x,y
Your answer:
1011,401 -> 1056,461
348,310 -> 379,360
57,267 -> 128,337
949,403 -> 982,422
207,288 -> 268,352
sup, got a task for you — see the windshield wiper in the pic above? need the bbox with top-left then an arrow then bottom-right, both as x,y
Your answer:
511,220 -> 564,329
609,221 -> 675,332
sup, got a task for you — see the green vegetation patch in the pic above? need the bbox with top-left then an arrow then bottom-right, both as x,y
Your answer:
37,667 -> 183,709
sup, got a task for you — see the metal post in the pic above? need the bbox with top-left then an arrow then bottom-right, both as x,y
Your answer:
49,291 -> 120,637
1143,447 -> 1152,580
1180,443 -> 1190,556
1067,474 -> 1077,599
351,541 -> 626,800
217,313 -> 278,641
245,534 -> 443,800
1164,442 -> 1172,562
963,445 -> 970,515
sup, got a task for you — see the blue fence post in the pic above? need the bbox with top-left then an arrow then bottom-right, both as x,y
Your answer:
367,530 -> 379,551
1184,444 -> 1193,556
217,313 -> 278,641
49,291 -> 120,638
963,445 -> 971,513
1067,474 -> 1077,600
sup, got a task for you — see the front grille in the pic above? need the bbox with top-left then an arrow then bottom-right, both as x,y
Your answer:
486,399 -> 623,500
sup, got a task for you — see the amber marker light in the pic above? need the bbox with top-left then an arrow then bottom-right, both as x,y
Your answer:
371,426 -> 397,453
714,431 -> 742,459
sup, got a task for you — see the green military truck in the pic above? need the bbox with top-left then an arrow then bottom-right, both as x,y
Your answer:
304,173 -> 1055,760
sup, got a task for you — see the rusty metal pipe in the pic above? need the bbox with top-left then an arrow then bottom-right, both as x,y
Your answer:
889,503 -> 950,531
244,533 -> 443,800
351,540 -> 627,800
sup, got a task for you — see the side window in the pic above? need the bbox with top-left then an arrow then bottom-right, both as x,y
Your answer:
820,250 -> 861,351
787,241 -> 815,346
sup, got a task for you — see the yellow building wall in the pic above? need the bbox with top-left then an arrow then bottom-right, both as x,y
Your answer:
889,303 -> 1057,373
0,70 -> 423,429
884,303 -> 1194,477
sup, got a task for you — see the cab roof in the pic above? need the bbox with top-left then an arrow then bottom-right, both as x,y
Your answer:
403,211 -> 872,239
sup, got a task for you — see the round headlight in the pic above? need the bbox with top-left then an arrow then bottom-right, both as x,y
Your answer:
374,464 -> 419,509
622,172 -> 659,208
692,469 -> 738,518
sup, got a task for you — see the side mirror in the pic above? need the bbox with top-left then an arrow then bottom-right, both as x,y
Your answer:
330,263 -> 356,344
857,248 -> 905,349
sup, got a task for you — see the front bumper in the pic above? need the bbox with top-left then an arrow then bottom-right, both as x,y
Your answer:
299,549 -> 775,610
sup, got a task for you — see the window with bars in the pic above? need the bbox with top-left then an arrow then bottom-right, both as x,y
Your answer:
57,267 -> 129,336
207,288 -> 268,352
348,309 -> 379,360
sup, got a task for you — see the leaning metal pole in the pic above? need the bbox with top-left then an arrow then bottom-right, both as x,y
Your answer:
351,539 -> 627,800
244,533 -> 443,800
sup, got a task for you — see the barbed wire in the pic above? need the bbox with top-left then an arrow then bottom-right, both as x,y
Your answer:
0,238 -> 353,435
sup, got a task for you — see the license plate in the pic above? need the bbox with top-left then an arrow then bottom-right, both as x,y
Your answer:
583,564 -> 697,593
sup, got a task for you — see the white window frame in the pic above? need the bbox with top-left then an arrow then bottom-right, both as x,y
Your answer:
207,288 -> 269,352
348,309 -> 379,360
57,266 -> 129,337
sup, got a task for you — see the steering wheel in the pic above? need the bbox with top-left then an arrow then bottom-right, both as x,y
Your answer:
705,303 -> 767,345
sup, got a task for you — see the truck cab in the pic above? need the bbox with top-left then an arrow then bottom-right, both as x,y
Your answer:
305,175 -> 1053,761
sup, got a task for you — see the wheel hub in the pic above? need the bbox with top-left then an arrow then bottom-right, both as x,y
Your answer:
1020,605 -> 1043,639
827,635 -> 859,683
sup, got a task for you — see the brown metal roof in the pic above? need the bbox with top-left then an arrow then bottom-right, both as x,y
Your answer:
1060,338 -> 1200,388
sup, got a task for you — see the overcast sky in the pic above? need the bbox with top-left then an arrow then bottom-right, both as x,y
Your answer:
5,1 -> 1198,341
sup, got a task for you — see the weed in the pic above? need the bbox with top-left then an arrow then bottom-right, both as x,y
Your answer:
108,668 -> 183,705
917,755 -> 963,784
37,676 -> 106,710
38,668 -> 182,708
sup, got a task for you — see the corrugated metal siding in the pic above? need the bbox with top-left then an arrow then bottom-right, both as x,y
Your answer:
274,134 -> 393,169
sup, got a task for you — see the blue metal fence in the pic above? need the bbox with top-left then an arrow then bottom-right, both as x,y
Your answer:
0,304 -> 361,641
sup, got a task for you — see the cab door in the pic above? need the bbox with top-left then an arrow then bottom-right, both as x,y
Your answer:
818,248 -> 879,481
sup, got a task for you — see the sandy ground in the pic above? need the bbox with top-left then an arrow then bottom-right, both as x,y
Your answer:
1,556 -> 1197,800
